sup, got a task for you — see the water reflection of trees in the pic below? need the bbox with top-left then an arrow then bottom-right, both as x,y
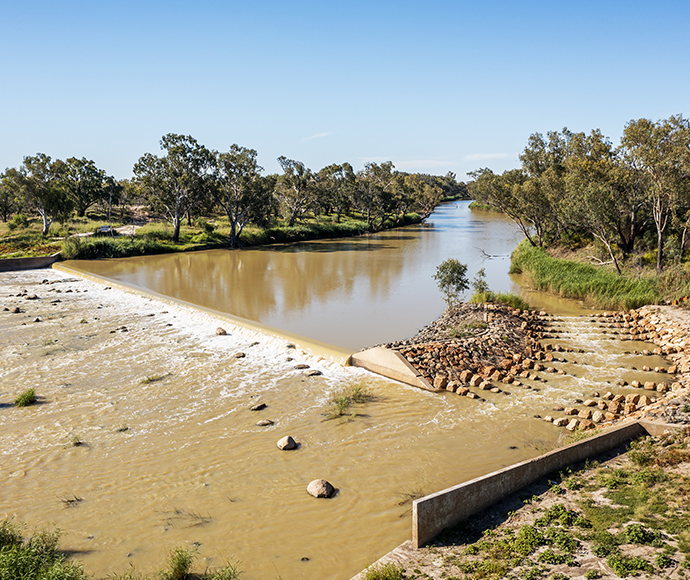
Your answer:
78,230 -> 428,326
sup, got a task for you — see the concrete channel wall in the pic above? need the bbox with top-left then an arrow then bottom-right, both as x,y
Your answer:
0,253 -> 61,272
412,419 -> 681,547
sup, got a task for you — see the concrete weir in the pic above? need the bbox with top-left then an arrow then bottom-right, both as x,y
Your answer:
0,252 -> 61,272
349,419 -> 684,579
349,346 -> 438,391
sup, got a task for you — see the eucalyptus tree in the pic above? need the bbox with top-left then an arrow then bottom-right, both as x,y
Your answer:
355,161 -> 398,229
622,115 -> 690,272
275,156 -> 316,226
15,154 -> 72,235
316,162 -> 356,222
402,173 -> 443,219
0,168 -> 21,221
63,157 -> 110,217
562,131 -> 627,273
518,129 -> 575,242
213,144 -> 267,247
133,134 -> 213,243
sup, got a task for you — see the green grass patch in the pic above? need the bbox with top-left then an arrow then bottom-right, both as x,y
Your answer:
363,562 -> 406,580
14,388 -> 36,407
324,383 -> 372,420
510,240 -> 660,310
468,201 -> 502,213
0,232 -> 61,258
0,522 -> 87,580
469,290 -> 530,310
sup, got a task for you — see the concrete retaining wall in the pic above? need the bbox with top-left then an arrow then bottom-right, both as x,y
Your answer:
0,252 -> 61,272
412,420 -> 682,547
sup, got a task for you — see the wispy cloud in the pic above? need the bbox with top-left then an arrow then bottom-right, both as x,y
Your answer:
301,131 -> 333,142
462,153 -> 515,162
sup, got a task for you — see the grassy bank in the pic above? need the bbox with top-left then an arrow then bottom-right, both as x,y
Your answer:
508,240 -> 682,310
3,212 -> 423,260
468,201 -> 501,213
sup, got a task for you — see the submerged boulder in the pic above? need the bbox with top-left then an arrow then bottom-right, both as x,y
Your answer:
277,435 -> 297,450
307,479 -> 335,498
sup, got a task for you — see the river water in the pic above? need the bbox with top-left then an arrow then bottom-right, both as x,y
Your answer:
0,203 -> 669,579
63,202 -> 524,351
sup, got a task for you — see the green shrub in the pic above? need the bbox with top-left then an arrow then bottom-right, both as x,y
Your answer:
362,562 -> 405,580
325,383 -> 372,419
513,525 -> 545,556
434,259 -> 469,306
7,213 -> 29,231
61,236 -> 174,260
606,553 -> 652,577
0,523 -> 87,580
159,546 -> 194,580
14,388 -> 36,407
0,520 -> 22,548
205,563 -> 241,580
624,523 -> 660,545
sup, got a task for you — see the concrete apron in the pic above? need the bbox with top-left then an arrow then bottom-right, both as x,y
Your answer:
348,418 -> 685,580
349,346 -> 438,391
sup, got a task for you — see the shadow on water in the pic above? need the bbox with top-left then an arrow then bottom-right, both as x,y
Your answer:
255,240 -> 400,253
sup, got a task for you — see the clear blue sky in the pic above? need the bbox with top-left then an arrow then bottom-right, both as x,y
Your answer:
1,0 -> 688,180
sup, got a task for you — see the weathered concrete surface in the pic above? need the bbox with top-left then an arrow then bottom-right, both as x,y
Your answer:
0,252 -> 61,272
411,419 -> 685,547
349,541 -> 418,580
350,346 -> 437,391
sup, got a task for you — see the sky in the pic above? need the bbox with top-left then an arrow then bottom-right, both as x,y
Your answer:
1,0 -> 689,180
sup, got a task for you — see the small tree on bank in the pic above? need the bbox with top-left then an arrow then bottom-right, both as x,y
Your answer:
433,259 -> 469,306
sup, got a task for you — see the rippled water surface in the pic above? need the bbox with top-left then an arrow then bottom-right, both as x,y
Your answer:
0,204 -> 668,579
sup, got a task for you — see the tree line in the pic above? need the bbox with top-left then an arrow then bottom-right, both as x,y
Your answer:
0,134 -> 468,246
468,115 -> 690,274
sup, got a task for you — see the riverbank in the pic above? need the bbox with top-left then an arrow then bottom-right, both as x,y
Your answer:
510,240 -> 690,310
1,212 -> 425,260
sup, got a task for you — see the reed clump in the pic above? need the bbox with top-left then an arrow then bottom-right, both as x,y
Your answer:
14,388 -> 36,407
0,521 -> 87,580
469,291 -> 530,311
510,240 -> 661,310
325,383 -> 372,420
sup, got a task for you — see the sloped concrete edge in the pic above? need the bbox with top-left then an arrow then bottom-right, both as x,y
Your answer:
350,346 -> 438,391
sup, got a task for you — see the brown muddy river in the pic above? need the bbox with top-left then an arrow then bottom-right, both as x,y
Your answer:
0,203 -> 670,579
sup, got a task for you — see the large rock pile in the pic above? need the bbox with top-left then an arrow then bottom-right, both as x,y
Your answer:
379,302 -> 561,392
373,302 -> 690,430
